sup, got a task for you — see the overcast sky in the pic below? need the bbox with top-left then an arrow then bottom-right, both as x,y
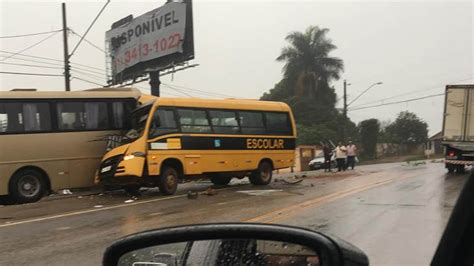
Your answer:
1,0 -> 473,135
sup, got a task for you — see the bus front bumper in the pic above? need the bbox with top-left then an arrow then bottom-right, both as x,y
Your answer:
98,154 -> 144,186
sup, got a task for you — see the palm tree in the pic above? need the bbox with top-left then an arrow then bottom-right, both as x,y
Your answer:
277,26 -> 344,99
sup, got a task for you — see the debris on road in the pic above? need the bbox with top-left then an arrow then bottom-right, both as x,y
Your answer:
281,179 -> 304,185
204,187 -> 218,196
187,191 -> 199,199
124,199 -> 134,203
237,189 -> 283,196
93,205 -> 103,208
61,189 -> 73,195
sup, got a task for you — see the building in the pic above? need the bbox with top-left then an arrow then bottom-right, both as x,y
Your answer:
425,131 -> 443,158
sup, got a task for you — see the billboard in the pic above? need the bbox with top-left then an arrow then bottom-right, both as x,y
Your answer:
106,1 -> 194,84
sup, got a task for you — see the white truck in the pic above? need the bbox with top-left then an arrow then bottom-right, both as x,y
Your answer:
442,84 -> 474,173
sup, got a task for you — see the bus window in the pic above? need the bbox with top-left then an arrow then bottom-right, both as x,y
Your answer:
265,112 -> 291,135
209,110 -> 240,134
149,109 -> 179,138
238,111 -> 266,135
23,103 -> 52,132
112,101 -> 135,129
57,102 -> 109,131
177,109 -> 212,133
0,102 -> 23,133
0,102 -> 51,133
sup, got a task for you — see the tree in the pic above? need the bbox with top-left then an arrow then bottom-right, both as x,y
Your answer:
276,26 -> 344,99
385,111 -> 428,145
358,119 -> 380,159
261,26 -> 353,146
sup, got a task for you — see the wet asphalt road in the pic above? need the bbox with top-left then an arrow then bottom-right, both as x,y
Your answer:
0,161 -> 468,265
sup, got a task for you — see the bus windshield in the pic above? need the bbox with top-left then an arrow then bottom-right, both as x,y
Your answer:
127,105 -> 152,139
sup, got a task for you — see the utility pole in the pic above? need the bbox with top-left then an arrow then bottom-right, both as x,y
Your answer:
343,80 -> 347,119
62,2 -> 71,91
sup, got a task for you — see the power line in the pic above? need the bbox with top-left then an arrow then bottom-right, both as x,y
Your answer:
162,84 -> 195,97
0,50 -> 106,73
71,76 -> 106,87
0,56 -> 64,67
0,62 -> 63,70
0,31 -> 60,62
0,29 -> 61,39
349,93 -> 444,111
162,82 -> 238,98
135,85 -> 183,97
69,0 -> 110,57
69,29 -> 106,53
349,76 -> 474,109
70,68 -> 105,80
0,71 -> 63,77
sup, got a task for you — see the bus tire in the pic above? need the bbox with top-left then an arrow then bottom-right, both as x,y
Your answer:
210,176 -> 232,186
249,161 -> 273,185
9,169 -> 46,203
158,167 -> 178,195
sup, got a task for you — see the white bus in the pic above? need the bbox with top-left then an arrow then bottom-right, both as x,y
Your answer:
0,88 -> 151,203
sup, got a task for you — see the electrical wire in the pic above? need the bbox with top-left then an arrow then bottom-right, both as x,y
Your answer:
162,82 -> 238,98
69,0 -> 111,57
0,62 -> 63,70
135,85 -> 183,97
349,93 -> 444,111
70,68 -> 105,80
349,76 -> 474,109
162,84 -> 195,97
0,71 -> 63,77
0,56 -> 64,67
71,76 -> 106,87
0,29 -> 62,39
0,31 -> 60,62
0,50 -> 107,73
69,29 -> 106,53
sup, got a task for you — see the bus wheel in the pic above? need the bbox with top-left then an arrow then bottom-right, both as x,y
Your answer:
210,176 -> 232,186
158,167 -> 178,195
9,169 -> 45,203
250,161 -> 273,185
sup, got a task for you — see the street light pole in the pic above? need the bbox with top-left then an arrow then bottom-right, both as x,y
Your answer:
347,82 -> 383,107
343,80 -> 347,119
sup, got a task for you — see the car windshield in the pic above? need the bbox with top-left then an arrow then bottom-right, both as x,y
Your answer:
1,1 -> 472,265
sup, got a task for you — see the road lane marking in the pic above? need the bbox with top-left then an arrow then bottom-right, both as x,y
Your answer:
245,174 -> 414,224
0,186 -> 239,228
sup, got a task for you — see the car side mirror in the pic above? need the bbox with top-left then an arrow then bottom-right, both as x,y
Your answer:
103,223 -> 369,266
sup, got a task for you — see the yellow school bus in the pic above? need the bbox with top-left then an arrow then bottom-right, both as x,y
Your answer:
97,97 -> 297,195
0,88 -> 152,203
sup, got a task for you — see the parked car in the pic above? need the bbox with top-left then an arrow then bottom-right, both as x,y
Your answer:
308,152 -> 336,170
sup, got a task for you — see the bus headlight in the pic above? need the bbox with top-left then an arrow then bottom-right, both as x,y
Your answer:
124,155 -> 135,160
124,152 -> 145,161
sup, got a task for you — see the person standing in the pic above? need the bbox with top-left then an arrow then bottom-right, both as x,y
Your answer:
322,144 -> 333,172
346,141 -> 357,170
334,142 -> 347,172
